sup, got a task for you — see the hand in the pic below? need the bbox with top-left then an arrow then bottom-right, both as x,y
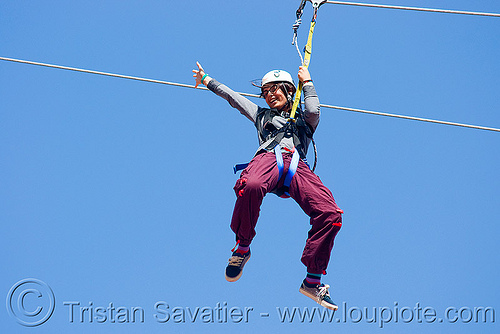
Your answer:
192,61 -> 207,88
298,66 -> 312,83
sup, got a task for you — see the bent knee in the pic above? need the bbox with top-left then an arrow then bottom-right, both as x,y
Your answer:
314,208 -> 343,228
233,177 -> 266,198
331,211 -> 342,228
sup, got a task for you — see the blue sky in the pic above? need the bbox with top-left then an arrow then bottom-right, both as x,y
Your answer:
1,1 -> 499,333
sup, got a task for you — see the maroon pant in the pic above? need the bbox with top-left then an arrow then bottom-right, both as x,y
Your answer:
231,150 -> 342,274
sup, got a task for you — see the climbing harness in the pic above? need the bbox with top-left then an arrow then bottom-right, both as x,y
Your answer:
255,108 -> 314,161
233,1 -> 326,197
233,106 -> 315,173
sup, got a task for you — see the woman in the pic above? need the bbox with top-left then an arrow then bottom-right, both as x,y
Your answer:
193,62 -> 342,310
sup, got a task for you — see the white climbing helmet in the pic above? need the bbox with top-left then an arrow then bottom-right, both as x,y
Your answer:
261,70 -> 295,89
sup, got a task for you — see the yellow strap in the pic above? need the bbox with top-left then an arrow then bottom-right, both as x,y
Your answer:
289,20 -> 316,120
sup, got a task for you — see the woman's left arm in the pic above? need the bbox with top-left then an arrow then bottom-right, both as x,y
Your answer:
298,66 -> 320,131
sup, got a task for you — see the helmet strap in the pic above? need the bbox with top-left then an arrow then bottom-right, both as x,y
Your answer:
278,83 -> 294,113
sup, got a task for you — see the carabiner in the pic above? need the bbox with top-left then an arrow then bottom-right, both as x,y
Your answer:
310,0 -> 327,21
310,0 -> 327,9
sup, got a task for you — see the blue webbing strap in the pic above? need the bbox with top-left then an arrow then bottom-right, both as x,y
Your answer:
273,145 -> 300,198
274,145 -> 284,180
233,163 -> 249,174
283,149 -> 300,196
234,146 -> 300,198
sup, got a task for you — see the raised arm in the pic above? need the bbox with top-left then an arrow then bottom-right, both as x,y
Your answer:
193,62 -> 259,123
298,66 -> 320,131
192,61 -> 212,88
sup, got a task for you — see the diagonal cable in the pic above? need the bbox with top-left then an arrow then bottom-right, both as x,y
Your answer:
1,56 -> 499,133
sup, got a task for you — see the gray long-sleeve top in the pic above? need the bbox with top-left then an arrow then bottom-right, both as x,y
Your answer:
207,78 -> 320,155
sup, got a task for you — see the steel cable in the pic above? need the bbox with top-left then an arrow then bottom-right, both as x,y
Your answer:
1,56 -> 499,133
324,1 -> 500,18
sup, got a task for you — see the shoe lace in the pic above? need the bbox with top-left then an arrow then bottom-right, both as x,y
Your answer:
228,254 -> 244,266
318,284 -> 331,299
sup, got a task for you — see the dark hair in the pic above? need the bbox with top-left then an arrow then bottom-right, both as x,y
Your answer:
282,82 -> 296,97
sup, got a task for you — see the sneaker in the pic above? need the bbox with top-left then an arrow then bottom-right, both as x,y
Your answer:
225,250 -> 251,282
299,282 -> 338,311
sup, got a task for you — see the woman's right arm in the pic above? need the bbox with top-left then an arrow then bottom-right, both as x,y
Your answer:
193,62 -> 259,123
